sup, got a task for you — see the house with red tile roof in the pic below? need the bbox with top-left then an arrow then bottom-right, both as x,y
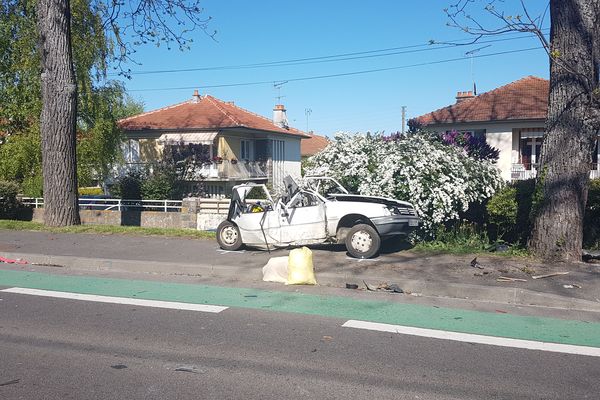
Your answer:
118,91 -> 311,197
300,132 -> 329,158
417,76 -> 600,181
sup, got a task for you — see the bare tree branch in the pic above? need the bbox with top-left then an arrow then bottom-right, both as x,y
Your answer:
92,0 -> 216,77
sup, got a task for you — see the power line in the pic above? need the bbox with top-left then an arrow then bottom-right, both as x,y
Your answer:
114,32 -> 548,76
127,47 -> 543,93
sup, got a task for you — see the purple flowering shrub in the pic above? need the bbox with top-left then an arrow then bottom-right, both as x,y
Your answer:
441,130 -> 499,161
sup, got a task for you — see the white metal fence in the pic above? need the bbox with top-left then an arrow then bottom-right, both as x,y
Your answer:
197,198 -> 230,214
21,197 -> 183,212
20,197 -> 234,214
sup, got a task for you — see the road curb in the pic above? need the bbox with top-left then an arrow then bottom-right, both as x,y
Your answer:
2,251 -> 600,313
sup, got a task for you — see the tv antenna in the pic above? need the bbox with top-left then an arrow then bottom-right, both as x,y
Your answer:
273,81 -> 288,103
305,108 -> 312,132
465,45 -> 491,95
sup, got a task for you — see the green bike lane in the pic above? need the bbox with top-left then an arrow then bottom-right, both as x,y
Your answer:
1,268 -> 600,350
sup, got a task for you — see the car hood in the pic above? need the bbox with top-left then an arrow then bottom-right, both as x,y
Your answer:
327,194 -> 414,208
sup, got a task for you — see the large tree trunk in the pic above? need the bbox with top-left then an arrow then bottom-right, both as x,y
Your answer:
528,0 -> 599,261
37,0 -> 80,226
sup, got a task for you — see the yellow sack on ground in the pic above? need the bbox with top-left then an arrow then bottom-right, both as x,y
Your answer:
287,247 -> 317,285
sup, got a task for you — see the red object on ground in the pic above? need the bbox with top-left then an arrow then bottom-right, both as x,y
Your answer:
0,256 -> 28,264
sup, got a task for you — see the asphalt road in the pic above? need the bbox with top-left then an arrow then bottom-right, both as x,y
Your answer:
1,286 -> 599,400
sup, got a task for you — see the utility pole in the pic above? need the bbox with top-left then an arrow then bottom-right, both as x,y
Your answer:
305,108 -> 312,132
401,106 -> 406,134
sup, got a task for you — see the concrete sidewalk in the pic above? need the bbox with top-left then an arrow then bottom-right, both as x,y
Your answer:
1,229 -> 599,312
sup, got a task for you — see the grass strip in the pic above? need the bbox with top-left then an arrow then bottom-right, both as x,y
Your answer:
0,219 -> 215,239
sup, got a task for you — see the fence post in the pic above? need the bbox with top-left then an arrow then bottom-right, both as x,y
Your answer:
181,197 -> 199,230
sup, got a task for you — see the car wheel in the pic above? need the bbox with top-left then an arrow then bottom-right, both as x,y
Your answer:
216,221 -> 243,251
345,223 -> 381,259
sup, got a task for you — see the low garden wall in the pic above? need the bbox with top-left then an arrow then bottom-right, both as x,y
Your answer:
24,198 -> 229,231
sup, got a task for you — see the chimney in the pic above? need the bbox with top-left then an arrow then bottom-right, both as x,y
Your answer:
455,91 -> 475,103
192,89 -> 201,103
273,104 -> 288,129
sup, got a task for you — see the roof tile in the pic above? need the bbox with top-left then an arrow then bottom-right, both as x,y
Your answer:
417,76 -> 548,125
118,95 -> 310,138
301,133 -> 329,157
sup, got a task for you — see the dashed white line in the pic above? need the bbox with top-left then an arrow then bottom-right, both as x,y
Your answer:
1,287 -> 228,313
342,320 -> 600,357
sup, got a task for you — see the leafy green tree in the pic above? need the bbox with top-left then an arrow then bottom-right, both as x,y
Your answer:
1,0 -> 211,226
0,1 -> 144,197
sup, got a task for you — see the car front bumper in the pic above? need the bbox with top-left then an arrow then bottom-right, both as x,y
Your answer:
371,215 -> 420,237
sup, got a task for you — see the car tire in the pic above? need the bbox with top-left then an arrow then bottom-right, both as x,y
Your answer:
345,223 -> 381,259
216,220 -> 243,251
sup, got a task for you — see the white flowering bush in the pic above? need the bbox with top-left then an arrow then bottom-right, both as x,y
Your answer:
304,132 -> 504,233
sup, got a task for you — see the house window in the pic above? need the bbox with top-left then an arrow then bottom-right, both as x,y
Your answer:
123,139 -> 140,163
241,139 -> 252,160
519,131 -> 543,170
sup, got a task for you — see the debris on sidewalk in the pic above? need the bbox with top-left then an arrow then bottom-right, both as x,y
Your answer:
262,256 -> 288,284
563,284 -> 582,289
470,257 -> 484,269
287,247 -> 317,285
582,250 -> 600,262
496,276 -> 527,283
474,270 -> 492,277
362,280 -> 404,293
262,247 -> 317,285
174,365 -> 201,373
0,379 -> 20,387
0,256 -> 28,265
31,262 -> 65,268
532,271 -> 570,280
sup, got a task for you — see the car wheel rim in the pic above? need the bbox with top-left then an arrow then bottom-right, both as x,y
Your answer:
221,226 -> 238,245
351,230 -> 372,253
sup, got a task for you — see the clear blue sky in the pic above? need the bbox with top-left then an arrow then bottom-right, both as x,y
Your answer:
115,0 -> 550,136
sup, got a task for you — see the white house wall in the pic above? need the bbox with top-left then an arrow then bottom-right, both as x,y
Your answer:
426,121 -> 544,181
283,137 -> 301,180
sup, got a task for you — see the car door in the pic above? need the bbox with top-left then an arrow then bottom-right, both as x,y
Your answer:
279,191 -> 327,244
230,185 -> 281,245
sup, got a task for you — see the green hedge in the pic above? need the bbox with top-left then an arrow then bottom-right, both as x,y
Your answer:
0,180 -> 21,219
79,187 -> 104,196
486,178 -> 600,249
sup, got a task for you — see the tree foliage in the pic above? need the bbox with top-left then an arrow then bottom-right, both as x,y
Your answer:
0,1 -> 145,195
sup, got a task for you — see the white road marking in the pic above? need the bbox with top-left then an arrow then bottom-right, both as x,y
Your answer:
1,288 -> 228,313
342,320 -> 600,357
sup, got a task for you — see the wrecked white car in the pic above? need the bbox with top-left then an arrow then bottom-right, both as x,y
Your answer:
216,176 -> 420,258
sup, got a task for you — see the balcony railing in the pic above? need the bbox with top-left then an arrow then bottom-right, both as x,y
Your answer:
511,163 -> 539,181
512,163 -> 600,181
217,160 -> 269,180
592,163 -> 600,180
119,160 -> 268,181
